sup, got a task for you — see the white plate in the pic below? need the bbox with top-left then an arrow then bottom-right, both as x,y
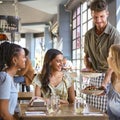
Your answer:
81,89 -> 104,95
80,72 -> 102,78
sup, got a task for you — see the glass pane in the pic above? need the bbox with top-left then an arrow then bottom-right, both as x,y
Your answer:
77,26 -> 80,37
82,11 -> 87,23
81,36 -> 85,48
15,38 -> 26,48
73,10 -> 76,19
76,37 -> 80,49
88,8 -> 92,19
77,6 -> 80,15
82,2 -> 87,11
81,59 -> 85,69
73,40 -> 76,49
77,48 -> 80,59
73,49 -> 77,59
73,60 -> 77,69
72,53 -> 74,59
77,15 -> 80,26
77,60 -> 80,69
73,19 -> 76,29
88,19 -> 93,30
82,23 -> 87,35
81,48 -> 85,59
73,29 -> 76,39
76,70 -> 80,80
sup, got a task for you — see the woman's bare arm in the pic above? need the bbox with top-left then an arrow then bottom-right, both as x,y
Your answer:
34,85 -> 41,97
68,84 -> 75,103
0,99 -> 15,120
102,68 -> 113,88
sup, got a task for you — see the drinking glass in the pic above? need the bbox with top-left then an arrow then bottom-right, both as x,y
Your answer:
74,97 -> 86,114
46,95 -> 60,114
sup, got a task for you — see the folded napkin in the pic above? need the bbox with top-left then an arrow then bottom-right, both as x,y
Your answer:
25,111 -> 46,116
83,112 -> 104,116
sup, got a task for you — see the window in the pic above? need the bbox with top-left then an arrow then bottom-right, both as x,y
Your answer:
15,38 -> 26,48
35,37 -> 45,71
71,1 -> 93,96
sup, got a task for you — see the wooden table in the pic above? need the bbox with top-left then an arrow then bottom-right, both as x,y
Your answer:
19,103 -> 108,120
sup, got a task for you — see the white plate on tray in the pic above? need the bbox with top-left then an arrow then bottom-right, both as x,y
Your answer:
81,89 -> 104,95
80,72 -> 102,78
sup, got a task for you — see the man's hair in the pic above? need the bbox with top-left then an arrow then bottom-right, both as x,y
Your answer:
90,0 -> 108,11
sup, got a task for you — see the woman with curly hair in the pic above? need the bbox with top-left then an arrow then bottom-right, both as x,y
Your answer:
0,42 -> 26,120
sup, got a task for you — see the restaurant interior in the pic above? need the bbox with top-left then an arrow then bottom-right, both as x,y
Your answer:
0,0 -> 120,119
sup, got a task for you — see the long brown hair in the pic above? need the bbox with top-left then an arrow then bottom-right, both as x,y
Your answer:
39,49 -> 63,93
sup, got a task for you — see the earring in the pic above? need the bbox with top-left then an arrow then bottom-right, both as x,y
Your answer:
5,64 -> 8,68
2,64 -> 8,70
14,63 -> 17,66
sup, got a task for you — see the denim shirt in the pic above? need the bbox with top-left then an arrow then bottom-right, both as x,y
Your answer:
107,83 -> 120,119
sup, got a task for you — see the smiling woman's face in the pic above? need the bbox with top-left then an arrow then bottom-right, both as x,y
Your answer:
50,54 -> 63,71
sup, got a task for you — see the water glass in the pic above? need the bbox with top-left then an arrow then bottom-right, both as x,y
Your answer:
46,95 -> 60,114
74,97 -> 85,114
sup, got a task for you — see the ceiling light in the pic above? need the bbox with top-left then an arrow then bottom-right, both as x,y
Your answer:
0,1 -> 3,4
0,0 -> 21,42
0,15 -> 20,33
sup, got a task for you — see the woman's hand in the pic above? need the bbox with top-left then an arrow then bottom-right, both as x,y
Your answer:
28,96 -> 45,106
59,99 -> 69,104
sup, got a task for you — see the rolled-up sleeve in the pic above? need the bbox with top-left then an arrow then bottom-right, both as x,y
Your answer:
64,72 -> 74,88
114,31 -> 120,44
32,74 -> 42,88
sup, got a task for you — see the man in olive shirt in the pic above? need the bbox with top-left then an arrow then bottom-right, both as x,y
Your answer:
84,0 -> 120,112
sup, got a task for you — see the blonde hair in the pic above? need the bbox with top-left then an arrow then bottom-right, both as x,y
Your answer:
110,44 -> 120,73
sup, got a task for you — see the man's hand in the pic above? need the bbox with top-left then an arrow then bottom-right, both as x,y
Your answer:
97,86 -> 107,96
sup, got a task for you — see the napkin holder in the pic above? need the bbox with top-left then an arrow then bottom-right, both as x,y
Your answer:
32,99 -> 46,107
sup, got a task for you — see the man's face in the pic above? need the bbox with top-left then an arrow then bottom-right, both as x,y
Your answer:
91,10 -> 109,30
